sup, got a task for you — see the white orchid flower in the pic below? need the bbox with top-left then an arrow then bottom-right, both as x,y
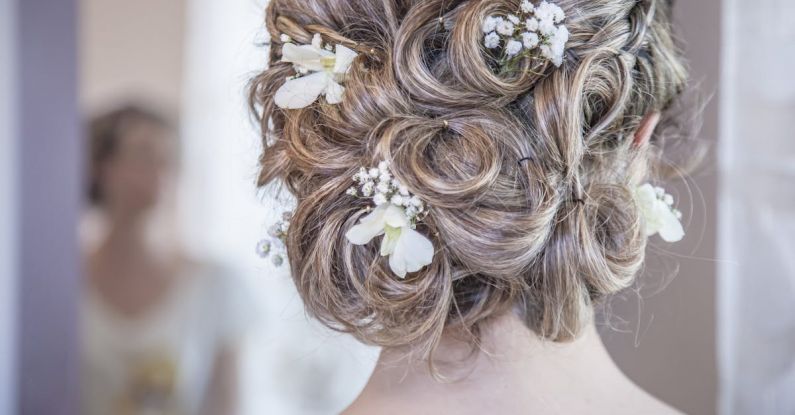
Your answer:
635,183 -> 685,243
274,34 -> 358,109
345,204 -> 434,278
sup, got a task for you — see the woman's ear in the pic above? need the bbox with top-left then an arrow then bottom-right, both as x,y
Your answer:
633,112 -> 661,148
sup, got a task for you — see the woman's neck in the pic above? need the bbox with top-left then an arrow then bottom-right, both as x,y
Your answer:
346,312 -> 664,414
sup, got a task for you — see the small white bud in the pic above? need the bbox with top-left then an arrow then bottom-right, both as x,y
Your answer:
482,16 -> 498,33
525,18 -> 539,32
496,19 -> 515,36
376,180 -> 390,194
256,240 -> 271,257
484,32 -> 501,49
373,193 -> 387,205
522,32 -> 540,49
506,39 -> 523,56
362,182 -> 374,196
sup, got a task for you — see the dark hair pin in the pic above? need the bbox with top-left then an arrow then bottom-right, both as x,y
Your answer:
518,156 -> 533,166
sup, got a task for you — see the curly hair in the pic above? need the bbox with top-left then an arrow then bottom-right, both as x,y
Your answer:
249,0 -> 693,358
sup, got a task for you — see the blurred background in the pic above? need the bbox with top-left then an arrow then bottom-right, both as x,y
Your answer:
0,0 -> 793,414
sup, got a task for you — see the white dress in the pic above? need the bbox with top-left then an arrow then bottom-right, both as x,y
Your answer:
80,265 -> 253,415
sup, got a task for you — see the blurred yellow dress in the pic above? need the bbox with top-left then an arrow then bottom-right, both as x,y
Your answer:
80,265 -> 253,415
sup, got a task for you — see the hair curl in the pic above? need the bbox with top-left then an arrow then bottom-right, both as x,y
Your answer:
250,0 -> 694,357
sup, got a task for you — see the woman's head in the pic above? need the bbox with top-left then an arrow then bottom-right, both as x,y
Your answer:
250,0 -> 692,356
87,104 -> 175,216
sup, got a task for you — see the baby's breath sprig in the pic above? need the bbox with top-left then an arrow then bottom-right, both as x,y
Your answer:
346,160 -> 428,228
344,160 -> 434,278
482,0 -> 569,69
256,211 -> 292,267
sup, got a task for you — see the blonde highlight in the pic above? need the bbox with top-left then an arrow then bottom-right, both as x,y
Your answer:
250,0 -> 695,359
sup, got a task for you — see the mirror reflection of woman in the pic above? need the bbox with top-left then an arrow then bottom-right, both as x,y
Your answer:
80,105 -> 252,415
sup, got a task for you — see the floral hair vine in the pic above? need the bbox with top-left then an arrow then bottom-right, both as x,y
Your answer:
482,0 -> 570,67
274,33 -> 359,109
344,160 -> 434,278
257,211 -> 292,267
635,183 -> 685,243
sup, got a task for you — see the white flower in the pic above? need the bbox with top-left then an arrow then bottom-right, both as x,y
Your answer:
361,181 -> 374,196
378,160 -> 390,173
521,0 -> 535,13
538,19 -> 556,36
525,18 -> 539,32
482,15 -> 498,33
522,32 -> 540,49
256,240 -> 271,257
373,193 -> 387,205
635,183 -> 685,243
279,33 -> 291,43
268,223 -> 282,238
376,180 -> 390,194
310,33 -> 323,49
274,33 -> 359,109
535,1 -> 555,23
354,167 -> 367,182
548,24 -> 569,66
496,19 -> 515,36
550,3 -> 566,23
507,14 -> 521,25
535,2 -> 565,28
368,167 -> 380,178
345,204 -> 434,278
484,32 -> 501,49
391,195 -> 405,206
506,39 -> 523,56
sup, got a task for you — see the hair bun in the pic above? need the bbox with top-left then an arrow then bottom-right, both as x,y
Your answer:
250,0 -> 692,355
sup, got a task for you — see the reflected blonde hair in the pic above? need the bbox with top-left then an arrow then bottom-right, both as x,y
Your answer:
250,0 -> 692,358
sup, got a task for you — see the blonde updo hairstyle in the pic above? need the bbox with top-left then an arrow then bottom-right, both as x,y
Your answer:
250,0 -> 690,358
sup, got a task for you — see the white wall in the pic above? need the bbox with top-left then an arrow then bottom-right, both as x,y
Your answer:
0,0 -> 18,412
719,1 -> 795,413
